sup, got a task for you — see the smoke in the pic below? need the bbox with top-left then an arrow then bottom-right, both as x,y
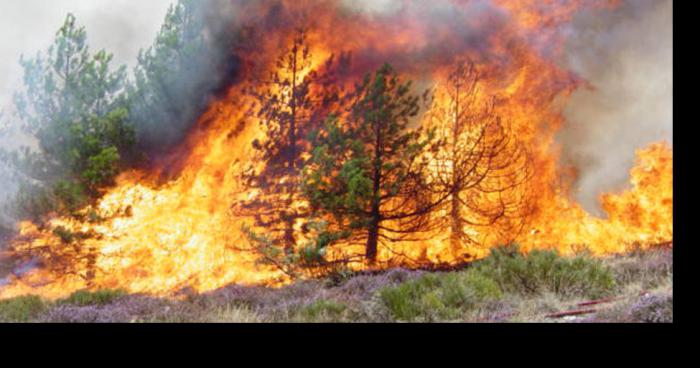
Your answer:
0,0 -> 174,232
558,0 -> 673,215
0,0 -> 673,231
0,0 -> 173,113
126,0 -> 248,156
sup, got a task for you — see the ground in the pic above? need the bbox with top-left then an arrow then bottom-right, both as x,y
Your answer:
0,247 -> 672,323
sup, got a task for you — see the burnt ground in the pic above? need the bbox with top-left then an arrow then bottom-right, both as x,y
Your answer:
0,248 -> 673,323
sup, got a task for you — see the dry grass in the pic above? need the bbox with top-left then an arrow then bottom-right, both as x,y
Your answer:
203,305 -> 269,323
0,247 -> 673,323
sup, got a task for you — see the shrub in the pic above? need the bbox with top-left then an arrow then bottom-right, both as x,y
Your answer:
628,294 -> 673,323
298,299 -> 348,322
60,289 -> 127,306
472,245 -> 616,299
323,265 -> 356,288
378,272 -> 496,322
608,249 -> 673,290
0,295 -> 47,322
461,271 -> 503,300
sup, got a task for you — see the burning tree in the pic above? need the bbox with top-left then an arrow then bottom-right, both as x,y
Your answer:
128,0 -> 230,155
236,27 -> 343,258
2,14 -> 136,286
423,60 -> 535,256
302,64 -> 443,264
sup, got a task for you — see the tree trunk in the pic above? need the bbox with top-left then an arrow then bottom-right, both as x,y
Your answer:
284,215 -> 295,255
450,193 -> 462,254
86,245 -> 96,288
284,43 -> 299,254
366,203 -> 380,263
450,82 -> 463,255
367,115 -> 383,264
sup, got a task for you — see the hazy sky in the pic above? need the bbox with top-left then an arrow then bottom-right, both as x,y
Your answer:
0,0 -> 174,113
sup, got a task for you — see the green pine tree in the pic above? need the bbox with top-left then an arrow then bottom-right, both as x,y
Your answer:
128,0 -> 215,154
8,13 -> 135,219
302,64 -> 441,264
4,13 -> 136,286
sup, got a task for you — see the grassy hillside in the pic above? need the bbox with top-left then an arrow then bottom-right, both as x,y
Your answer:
0,246 -> 672,323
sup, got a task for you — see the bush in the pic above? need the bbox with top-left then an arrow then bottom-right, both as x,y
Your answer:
379,272 -> 498,322
0,295 -> 47,322
608,249 -> 673,290
628,294 -> 673,323
461,271 -> 503,300
471,245 -> 616,299
298,300 -> 348,322
60,289 -> 127,306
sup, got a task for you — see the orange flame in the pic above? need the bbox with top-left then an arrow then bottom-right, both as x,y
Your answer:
0,0 -> 671,300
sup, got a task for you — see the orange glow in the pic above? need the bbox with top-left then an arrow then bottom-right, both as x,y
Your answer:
0,0 -> 671,300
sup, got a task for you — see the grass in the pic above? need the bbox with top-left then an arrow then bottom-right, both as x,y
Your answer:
59,289 -> 128,306
0,246 -> 672,323
204,305 -> 268,323
295,300 -> 349,322
0,295 -> 47,322
470,245 -> 616,299
379,272 -> 502,322
377,244 -> 617,322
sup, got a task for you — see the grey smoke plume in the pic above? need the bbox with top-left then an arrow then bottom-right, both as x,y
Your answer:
558,0 -> 673,215
0,0 -> 673,232
0,0 -> 173,232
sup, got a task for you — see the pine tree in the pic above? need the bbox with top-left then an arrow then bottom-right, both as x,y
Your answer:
425,60 -> 534,254
9,13 -> 135,216
238,27 -> 343,258
302,64 -> 441,264
128,0 -> 221,154
4,13 -> 136,287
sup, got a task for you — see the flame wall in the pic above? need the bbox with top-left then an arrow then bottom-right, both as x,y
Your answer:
0,0 -> 672,300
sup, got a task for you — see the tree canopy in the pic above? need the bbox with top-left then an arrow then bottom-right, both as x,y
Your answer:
302,64 -> 441,264
6,13 -> 135,220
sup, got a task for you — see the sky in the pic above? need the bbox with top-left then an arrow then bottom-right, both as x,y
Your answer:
0,0 -> 174,113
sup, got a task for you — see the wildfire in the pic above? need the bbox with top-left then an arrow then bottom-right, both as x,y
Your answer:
0,0 -> 672,300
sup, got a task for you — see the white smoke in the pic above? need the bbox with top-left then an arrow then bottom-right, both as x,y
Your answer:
0,0 -> 174,228
559,0 -> 673,215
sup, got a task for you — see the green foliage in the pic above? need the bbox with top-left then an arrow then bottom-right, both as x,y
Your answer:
460,270 -> 503,300
59,289 -> 127,306
7,181 -> 56,223
302,64 -> 435,262
0,295 -> 47,322
52,180 -> 88,213
378,246 -> 615,321
379,271 -> 500,322
243,221 -> 349,278
298,300 -> 347,322
471,245 -> 616,299
128,0 -> 218,151
6,13 -> 135,218
81,146 -> 120,190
